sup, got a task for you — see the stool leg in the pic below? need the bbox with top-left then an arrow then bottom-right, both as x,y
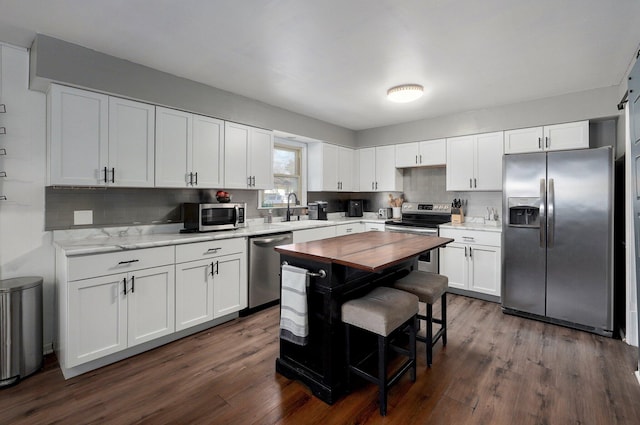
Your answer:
426,303 -> 433,367
378,334 -> 388,416
410,315 -> 417,382
345,324 -> 352,391
442,293 -> 447,346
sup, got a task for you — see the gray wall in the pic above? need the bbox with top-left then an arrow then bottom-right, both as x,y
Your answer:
356,86 -> 622,148
30,35 -> 357,147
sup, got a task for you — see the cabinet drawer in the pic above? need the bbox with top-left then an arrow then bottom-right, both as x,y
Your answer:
176,237 -> 246,263
68,246 -> 175,281
439,228 -> 501,247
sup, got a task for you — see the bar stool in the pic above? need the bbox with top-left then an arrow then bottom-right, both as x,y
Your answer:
341,286 -> 418,416
393,271 -> 448,367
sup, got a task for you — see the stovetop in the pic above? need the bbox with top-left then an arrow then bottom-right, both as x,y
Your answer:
385,201 -> 452,228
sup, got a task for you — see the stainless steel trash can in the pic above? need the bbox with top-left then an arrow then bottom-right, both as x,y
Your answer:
0,276 -> 43,387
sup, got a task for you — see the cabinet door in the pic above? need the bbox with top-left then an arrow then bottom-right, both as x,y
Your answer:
469,244 -> 501,296
224,122 -> 250,188
192,114 -> 224,188
67,274 -> 127,367
213,253 -> 248,318
337,147 -> 355,191
544,121 -> 589,152
108,97 -> 155,187
49,85 -> 109,186
395,142 -> 420,168
322,144 -> 340,190
374,145 -> 401,191
175,259 -> 214,331
475,132 -> 503,191
249,128 -> 274,189
446,135 -> 475,190
439,243 -> 468,290
155,107 -> 191,187
358,148 -> 376,191
504,127 -> 543,154
418,139 -> 446,166
127,265 -> 175,347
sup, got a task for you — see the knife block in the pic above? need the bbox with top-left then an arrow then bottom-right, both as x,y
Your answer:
451,207 -> 464,224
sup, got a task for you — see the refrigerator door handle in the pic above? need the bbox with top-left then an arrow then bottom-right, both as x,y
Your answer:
547,178 -> 555,247
539,178 -> 546,248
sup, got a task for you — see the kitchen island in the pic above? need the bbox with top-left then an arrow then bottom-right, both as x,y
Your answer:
274,231 -> 452,404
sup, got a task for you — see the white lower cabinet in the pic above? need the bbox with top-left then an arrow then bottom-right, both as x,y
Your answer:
293,226 -> 337,243
439,228 -> 501,298
365,222 -> 386,232
58,238 -> 247,377
64,254 -> 175,368
335,222 -> 365,236
175,238 -> 247,331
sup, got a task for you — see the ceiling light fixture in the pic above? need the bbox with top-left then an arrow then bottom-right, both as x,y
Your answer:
387,84 -> 424,103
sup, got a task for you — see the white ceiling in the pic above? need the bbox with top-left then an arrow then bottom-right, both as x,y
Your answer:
1,0 -> 639,131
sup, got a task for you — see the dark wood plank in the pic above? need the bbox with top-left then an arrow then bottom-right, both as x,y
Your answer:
275,231 -> 452,271
1,295 -> 640,424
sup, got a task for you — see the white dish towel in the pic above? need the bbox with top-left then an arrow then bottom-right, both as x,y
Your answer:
279,264 -> 309,346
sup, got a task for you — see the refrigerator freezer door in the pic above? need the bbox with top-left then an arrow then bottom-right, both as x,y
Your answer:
546,148 -> 613,330
502,152 -> 547,316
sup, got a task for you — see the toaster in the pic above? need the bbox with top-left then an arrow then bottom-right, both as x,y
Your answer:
378,208 -> 393,219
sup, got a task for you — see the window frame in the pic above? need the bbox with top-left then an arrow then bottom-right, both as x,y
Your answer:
258,138 -> 307,209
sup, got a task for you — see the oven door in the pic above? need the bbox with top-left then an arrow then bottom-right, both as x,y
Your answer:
384,225 -> 439,273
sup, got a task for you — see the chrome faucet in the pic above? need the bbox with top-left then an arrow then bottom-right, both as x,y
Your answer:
286,192 -> 298,221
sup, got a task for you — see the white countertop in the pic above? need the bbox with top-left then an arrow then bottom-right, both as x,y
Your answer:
54,217 -> 386,256
439,219 -> 502,233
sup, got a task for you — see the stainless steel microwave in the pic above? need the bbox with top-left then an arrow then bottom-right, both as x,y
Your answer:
182,203 -> 246,232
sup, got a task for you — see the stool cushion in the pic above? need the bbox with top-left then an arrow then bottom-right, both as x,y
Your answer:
342,287 -> 418,337
393,271 -> 448,305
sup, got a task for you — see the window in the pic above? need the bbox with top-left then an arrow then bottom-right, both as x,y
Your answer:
259,140 -> 307,208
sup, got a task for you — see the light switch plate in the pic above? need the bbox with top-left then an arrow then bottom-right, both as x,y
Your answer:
74,210 -> 93,226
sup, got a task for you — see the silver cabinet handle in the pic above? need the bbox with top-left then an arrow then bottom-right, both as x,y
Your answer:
375,181 -> 378,190
469,246 -> 473,258
474,178 -> 477,188
464,246 -> 468,257
122,277 -> 128,295
103,166 -> 108,183
111,168 -> 115,184
206,247 -> 221,254
419,154 -> 422,164
371,182 -> 375,190
538,137 -> 542,149
545,136 -> 549,149
131,275 -> 135,293
469,178 -> 472,188
462,236 -> 475,242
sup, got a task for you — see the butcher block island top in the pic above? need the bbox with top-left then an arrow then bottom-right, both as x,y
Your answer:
275,231 -> 453,272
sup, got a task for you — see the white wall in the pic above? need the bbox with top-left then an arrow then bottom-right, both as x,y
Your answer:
0,43 -> 52,351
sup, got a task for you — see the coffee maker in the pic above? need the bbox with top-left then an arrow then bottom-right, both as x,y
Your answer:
308,201 -> 328,220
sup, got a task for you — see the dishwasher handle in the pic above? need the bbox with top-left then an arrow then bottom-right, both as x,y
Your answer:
252,234 -> 292,247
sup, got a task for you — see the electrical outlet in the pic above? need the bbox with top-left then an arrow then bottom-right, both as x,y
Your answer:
73,210 -> 93,226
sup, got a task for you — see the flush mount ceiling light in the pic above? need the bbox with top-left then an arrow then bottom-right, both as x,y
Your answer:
387,84 -> 424,103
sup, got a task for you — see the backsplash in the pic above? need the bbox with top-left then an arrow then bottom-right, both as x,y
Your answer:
45,167 -> 503,230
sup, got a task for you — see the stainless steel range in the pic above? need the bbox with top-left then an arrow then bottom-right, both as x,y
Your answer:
385,201 -> 452,273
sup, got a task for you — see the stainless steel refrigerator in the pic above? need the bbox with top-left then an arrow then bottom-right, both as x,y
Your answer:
502,147 -> 613,336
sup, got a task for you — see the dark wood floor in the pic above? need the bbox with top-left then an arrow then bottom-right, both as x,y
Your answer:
2,294 -> 640,425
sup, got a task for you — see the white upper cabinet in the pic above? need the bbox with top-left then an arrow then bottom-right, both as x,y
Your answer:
395,139 -> 446,168
49,84 -> 155,187
224,122 -> 273,189
504,120 -> 589,154
358,145 -> 403,192
308,143 -> 355,191
192,114 -> 224,187
108,97 -> 155,187
48,85 -> 109,186
446,131 -> 503,191
155,107 -> 224,188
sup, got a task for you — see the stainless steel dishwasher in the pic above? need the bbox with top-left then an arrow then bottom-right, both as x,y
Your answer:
248,232 -> 293,310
